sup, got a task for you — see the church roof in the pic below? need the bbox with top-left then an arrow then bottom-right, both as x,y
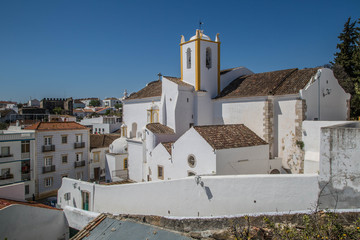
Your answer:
126,80 -> 162,100
164,76 -> 193,87
216,67 -> 319,99
146,123 -> 175,135
90,134 -> 120,150
161,142 -> 174,154
194,124 -> 267,150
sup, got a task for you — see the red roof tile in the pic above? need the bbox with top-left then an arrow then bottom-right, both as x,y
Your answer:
146,123 -> 175,134
194,124 -> 267,150
0,198 -> 61,211
126,80 -> 162,100
161,142 -> 174,154
25,121 -> 88,131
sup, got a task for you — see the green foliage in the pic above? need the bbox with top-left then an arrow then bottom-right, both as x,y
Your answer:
53,107 -> 62,115
296,140 -> 304,150
89,99 -> 101,107
114,103 -> 122,110
0,122 -> 8,130
105,109 -> 111,115
333,17 -> 360,118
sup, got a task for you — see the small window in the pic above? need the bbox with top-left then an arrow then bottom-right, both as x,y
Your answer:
61,135 -> 67,144
76,134 -> 82,143
21,141 -> 30,153
188,171 -> 196,176
62,155 -> 68,164
188,155 -> 196,168
61,174 -> 68,178
25,185 -> 30,195
44,156 -> 52,166
93,152 -> 100,163
1,146 -> 10,157
206,47 -> 212,69
44,177 -> 53,187
64,192 -> 71,201
76,171 -> 83,180
76,153 -> 82,162
44,136 -> 52,146
124,158 -> 128,169
186,48 -> 192,69
157,165 -> 164,180
187,98 -> 189,103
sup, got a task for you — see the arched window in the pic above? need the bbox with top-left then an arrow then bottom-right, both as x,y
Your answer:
131,123 -> 137,138
187,154 -> 196,168
147,105 -> 159,123
206,47 -> 212,69
123,158 -> 128,169
186,48 -> 192,69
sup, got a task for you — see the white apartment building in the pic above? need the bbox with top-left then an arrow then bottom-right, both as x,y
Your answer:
0,128 -> 35,200
25,122 -> 90,199
102,97 -> 121,108
80,116 -> 121,134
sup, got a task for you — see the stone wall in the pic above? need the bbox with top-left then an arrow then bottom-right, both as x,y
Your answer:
263,99 -> 274,159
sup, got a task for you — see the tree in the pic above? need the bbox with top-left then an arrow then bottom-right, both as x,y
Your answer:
53,107 -> 62,115
114,103 -> 122,110
333,17 -> 360,118
89,99 -> 101,107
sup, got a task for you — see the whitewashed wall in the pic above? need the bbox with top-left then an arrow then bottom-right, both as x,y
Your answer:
146,143 -> 172,181
0,204 -> 69,239
127,140 -> 144,182
123,98 -> 161,138
199,40 -> 219,98
195,92 -> 214,126
301,68 -> 350,121
58,174 -> 318,217
213,98 -> 266,139
216,145 -> 269,175
0,182 -> 25,201
302,120 -> 350,174
89,147 -> 107,180
182,41 -> 196,87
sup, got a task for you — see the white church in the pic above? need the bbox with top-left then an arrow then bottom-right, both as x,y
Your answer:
120,29 -> 350,183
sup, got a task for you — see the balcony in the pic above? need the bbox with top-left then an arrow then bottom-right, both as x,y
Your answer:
74,160 -> 86,168
112,169 -> 128,180
42,165 -> 56,173
0,173 -> 14,180
74,142 -> 85,149
0,154 -> 13,158
42,145 -> 55,152
21,152 -> 30,159
21,173 -> 31,181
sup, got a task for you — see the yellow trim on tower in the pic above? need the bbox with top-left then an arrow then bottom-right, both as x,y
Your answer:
217,41 -> 221,95
195,38 -> 201,91
179,38 -> 217,46
180,44 -> 183,80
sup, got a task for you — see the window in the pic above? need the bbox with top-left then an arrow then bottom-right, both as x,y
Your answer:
61,174 -> 68,178
62,155 -> 68,164
44,136 -> 52,146
188,171 -> 196,176
147,105 -> 159,123
76,134 -> 82,143
188,155 -> 196,168
1,146 -> 10,157
93,152 -> 100,163
76,153 -> 82,162
44,156 -> 52,166
25,185 -> 30,195
76,171 -> 83,180
61,135 -> 67,144
124,158 -> 128,169
21,141 -> 30,153
186,48 -> 191,69
206,47 -> 212,69
121,125 -> 127,138
95,128 -> 97,133
157,165 -> 164,180
64,192 -> 71,201
44,177 -> 53,187
1,168 -> 10,176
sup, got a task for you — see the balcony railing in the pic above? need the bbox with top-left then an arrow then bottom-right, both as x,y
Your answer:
42,165 -> 55,173
21,173 -> 31,181
42,145 -> 55,152
21,152 -> 30,159
74,160 -> 86,168
0,173 -> 14,180
112,169 -> 128,180
74,142 -> 85,149
0,154 -> 13,158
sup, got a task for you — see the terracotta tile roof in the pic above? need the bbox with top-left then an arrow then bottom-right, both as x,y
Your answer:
194,124 -> 267,150
164,76 -> 193,87
90,134 -> 120,149
0,101 -> 17,104
95,107 -> 111,113
25,121 -> 88,131
216,68 -> 319,99
104,97 -> 118,100
146,123 -> 175,134
126,80 -> 162,100
0,109 -> 15,116
161,142 -> 174,154
0,198 -> 61,211
72,213 -> 107,240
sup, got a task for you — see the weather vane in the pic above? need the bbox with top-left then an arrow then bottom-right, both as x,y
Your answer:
199,20 -> 203,30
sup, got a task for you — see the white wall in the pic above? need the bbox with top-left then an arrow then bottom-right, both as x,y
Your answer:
182,41 -> 196,87
0,182 -> 25,201
146,143 -> 172,181
301,68 -> 350,121
0,204 -> 69,239
216,145 -> 270,175
123,98 -> 161,138
127,140 -> 144,182
59,174 -> 318,217
213,98 -> 266,139
303,120 -> 350,174
63,205 -> 100,230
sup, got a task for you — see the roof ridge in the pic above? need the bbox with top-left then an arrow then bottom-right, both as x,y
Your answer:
269,68 -> 298,95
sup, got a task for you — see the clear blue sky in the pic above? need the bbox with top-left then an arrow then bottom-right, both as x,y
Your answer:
1,0 -> 359,103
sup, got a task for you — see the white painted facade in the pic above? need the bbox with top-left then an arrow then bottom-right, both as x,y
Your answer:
0,129 -> 35,199
34,128 -> 89,198
80,116 -> 121,134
